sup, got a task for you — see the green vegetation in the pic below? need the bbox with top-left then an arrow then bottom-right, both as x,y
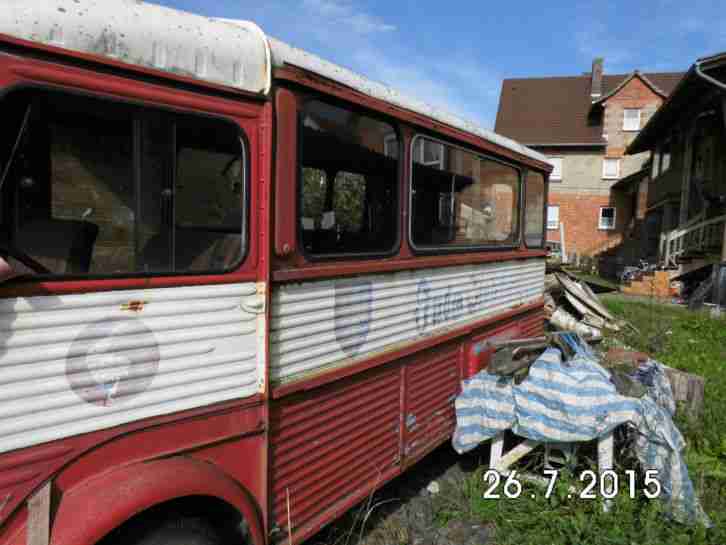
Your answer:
434,296 -> 726,545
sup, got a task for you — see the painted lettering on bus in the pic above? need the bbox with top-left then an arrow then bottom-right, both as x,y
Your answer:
416,274 -> 488,334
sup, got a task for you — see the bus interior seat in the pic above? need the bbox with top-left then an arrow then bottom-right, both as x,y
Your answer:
141,209 -> 242,272
16,218 -> 99,274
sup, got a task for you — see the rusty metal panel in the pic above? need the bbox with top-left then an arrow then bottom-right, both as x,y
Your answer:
0,0 -> 271,94
271,259 -> 545,384
404,348 -> 460,462
269,365 -> 402,543
0,283 -> 263,455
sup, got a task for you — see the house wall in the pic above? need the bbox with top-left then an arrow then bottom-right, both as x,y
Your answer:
539,76 -> 666,258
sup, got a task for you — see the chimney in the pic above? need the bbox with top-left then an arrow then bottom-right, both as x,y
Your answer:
590,57 -> 604,99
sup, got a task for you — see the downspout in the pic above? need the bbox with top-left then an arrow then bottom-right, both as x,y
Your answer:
694,60 -> 726,311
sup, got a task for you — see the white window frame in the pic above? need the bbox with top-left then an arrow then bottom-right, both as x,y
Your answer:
413,138 -> 445,169
602,157 -> 620,180
598,206 -> 616,230
383,133 -> 398,158
623,108 -> 641,131
548,157 -> 563,181
546,205 -> 560,230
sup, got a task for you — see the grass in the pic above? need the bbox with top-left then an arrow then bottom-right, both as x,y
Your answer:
429,295 -> 726,545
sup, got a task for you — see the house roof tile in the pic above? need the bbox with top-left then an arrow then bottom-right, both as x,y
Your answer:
495,71 -> 684,146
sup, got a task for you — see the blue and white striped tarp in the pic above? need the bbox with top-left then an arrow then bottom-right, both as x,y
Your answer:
453,347 -> 711,527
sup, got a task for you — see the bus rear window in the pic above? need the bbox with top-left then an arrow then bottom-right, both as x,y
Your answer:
524,171 -> 546,247
299,100 -> 399,257
410,137 -> 520,249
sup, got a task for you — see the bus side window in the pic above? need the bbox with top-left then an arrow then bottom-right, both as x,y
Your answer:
299,100 -> 398,257
0,88 -> 246,279
410,137 -> 520,250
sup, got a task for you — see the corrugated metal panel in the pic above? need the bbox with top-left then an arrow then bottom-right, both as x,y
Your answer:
0,283 -> 262,455
269,365 -> 401,543
0,0 -> 271,94
271,259 -> 545,383
520,307 -> 545,338
404,348 -> 460,461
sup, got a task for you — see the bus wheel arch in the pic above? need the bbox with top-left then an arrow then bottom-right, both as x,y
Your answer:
49,457 -> 265,545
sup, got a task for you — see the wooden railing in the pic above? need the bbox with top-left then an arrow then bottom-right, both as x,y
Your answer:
659,213 -> 726,268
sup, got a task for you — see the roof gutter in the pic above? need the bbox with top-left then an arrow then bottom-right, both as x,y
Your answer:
694,59 -> 726,92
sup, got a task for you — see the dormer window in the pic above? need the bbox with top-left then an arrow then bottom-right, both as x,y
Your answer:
623,109 -> 641,131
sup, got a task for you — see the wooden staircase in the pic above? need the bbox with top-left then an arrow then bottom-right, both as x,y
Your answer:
659,214 -> 726,271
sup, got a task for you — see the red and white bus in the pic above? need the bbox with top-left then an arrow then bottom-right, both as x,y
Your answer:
0,2 -> 551,544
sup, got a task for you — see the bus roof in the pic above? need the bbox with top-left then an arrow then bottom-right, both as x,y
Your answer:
0,0 -> 548,166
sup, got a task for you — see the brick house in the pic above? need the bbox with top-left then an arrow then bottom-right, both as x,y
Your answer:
494,59 -> 683,261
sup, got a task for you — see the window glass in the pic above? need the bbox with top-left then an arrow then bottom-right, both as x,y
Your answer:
602,158 -> 620,179
599,207 -> 616,230
299,100 -> 398,256
547,206 -> 560,230
623,109 -> 641,131
0,89 -> 245,278
548,157 -> 562,181
411,137 -> 520,248
524,171 -> 545,246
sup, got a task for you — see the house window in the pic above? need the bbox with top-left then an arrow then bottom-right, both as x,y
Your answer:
548,157 -> 562,181
546,205 -> 560,230
384,133 -> 399,159
623,109 -> 641,131
598,207 -> 616,230
602,158 -> 620,179
413,138 -> 445,169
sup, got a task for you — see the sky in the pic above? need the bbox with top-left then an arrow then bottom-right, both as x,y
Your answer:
157,0 -> 724,129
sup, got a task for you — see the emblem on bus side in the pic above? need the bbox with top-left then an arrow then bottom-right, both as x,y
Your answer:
66,319 -> 160,407
334,279 -> 372,358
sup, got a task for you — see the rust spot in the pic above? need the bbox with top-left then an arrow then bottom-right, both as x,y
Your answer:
121,300 -> 147,312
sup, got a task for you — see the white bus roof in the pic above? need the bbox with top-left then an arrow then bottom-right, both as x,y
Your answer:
0,0 -> 548,165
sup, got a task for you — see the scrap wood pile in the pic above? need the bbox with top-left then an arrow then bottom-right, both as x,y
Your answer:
544,271 -> 632,341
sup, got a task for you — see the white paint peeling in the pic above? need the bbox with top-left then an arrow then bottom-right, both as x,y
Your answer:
0,0 -> 270,94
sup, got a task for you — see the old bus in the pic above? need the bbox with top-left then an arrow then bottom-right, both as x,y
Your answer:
0,1 -> 551,544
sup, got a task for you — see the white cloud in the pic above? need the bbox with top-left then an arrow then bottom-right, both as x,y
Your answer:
302,0 -> 395,34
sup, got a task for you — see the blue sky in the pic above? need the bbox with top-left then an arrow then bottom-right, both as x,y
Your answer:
157,0 -> 723,129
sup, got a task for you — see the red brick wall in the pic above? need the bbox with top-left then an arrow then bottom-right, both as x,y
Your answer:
546,191 -> 632,256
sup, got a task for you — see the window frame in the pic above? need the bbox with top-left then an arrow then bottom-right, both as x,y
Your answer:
0,84 -> 250,281
408,133 -> 523,254
602,157 -> 620,180
548,157 -> 563,181
623,108 -> 641,132
598,206 -> 616,230
296,96 -> 403,262
546,205 -> 560,230
523,169 -> 548,248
